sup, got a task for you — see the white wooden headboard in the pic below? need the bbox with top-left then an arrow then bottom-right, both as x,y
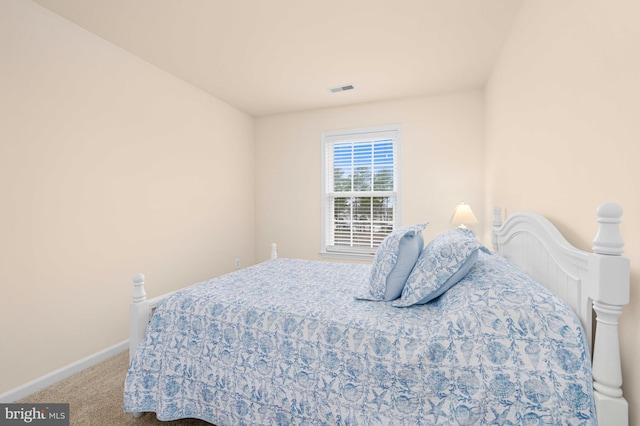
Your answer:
491,202 -> 629,426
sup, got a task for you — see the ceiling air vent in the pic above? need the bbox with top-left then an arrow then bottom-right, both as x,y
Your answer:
329,84 -> 354,93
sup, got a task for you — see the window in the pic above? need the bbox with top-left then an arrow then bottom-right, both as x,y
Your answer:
321,125 -> 401,259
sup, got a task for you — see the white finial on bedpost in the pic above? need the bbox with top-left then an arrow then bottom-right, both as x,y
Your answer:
132,273 -> 146,303
492,207 -> 502,252
593,202 -> 624,255
270,243 -> 278,260
590,202 -> 629,424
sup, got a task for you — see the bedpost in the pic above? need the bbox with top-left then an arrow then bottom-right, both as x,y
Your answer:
491,207 -> 502,252
270,243 -> 278,260
129,273 -> 150,364
590,202 -> 629,425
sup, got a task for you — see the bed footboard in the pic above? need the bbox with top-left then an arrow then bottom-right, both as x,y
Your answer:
129,274 -> 170,364
129,274 -> 148,364
128,244 -> 279,418
129,244 -> 279,363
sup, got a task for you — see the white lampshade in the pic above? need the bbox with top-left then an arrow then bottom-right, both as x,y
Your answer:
450,202 -> 478,228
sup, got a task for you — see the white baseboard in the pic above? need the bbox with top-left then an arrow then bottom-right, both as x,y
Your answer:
0,340 -> 128,403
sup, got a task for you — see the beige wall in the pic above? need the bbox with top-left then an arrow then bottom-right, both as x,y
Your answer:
255,92 -> 485,261
0,0 -> 255,394
485,0 -> 640,422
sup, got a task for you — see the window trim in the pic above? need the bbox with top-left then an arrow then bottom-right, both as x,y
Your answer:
320,124 -> 402,261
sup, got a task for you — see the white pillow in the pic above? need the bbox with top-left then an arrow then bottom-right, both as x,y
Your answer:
355,223 -> 427,301
393,228 -> 487,307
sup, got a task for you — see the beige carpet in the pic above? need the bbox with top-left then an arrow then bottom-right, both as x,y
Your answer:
18,351 -> 212,426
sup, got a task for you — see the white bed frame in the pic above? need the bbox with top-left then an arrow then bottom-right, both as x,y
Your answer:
492,202 -> 629,425
130,206 -> 629,424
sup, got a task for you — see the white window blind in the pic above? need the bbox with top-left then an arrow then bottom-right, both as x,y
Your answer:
321,125 -> 401,258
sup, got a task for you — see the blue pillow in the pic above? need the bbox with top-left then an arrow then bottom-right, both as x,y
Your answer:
355,223 -> 427,301
392,228 -> 487,307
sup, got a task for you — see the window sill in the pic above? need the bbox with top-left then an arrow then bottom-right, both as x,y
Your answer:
320,251 -> 374,262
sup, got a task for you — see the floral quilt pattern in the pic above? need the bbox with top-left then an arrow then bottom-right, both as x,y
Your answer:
125,254 -> 596,425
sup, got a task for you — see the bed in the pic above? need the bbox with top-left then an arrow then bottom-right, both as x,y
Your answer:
125,203 -> 629,425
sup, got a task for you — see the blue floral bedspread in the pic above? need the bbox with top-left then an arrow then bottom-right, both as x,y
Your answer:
125,253 -> 596,425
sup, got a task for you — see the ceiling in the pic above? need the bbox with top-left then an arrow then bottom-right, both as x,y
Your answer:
32,0 -> 523,117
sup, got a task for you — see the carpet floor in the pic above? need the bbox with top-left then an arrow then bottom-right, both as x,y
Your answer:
18,351 -> 212,426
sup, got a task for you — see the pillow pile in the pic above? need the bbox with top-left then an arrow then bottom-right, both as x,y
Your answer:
355,223 -> 427,301
392,227 -> 488,307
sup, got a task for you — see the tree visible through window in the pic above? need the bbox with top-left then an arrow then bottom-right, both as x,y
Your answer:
322,126 -> 400,258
